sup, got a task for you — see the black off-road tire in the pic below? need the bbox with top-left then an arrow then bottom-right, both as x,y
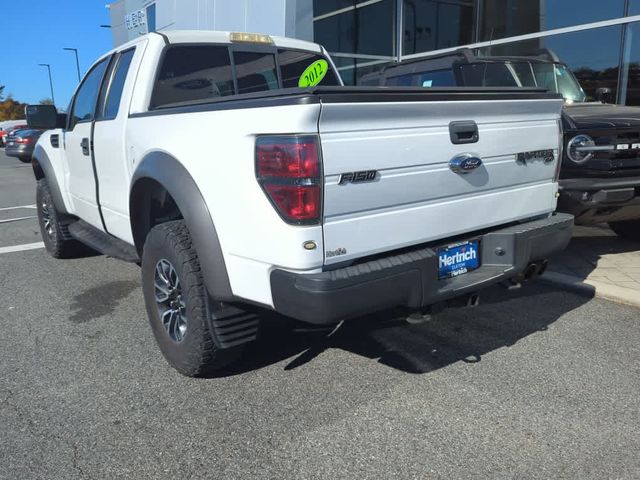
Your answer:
141,220 -> 244,376
36,179 -> 84,258
609,220 -> 640,242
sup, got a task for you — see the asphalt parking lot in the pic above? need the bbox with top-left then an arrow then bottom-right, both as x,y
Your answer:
1,149 -> 639,479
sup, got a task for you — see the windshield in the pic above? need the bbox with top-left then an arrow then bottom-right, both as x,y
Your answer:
528,62 -> 587,103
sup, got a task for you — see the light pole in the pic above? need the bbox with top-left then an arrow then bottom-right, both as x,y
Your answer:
38,63 -> 55,106
63,47 -> 81,82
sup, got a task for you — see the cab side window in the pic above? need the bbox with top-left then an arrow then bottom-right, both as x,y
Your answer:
69,57 -> 110,130
99,48 -> 136,120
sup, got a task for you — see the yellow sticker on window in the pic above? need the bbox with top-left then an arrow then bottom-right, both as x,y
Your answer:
298,59 -> 329,88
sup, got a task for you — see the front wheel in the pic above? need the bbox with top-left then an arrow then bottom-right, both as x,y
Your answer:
36,179 -> 84,258
609,220 -> 640,242
141,220 -> 244,376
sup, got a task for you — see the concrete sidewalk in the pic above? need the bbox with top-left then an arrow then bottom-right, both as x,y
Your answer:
544,225 -> 640,307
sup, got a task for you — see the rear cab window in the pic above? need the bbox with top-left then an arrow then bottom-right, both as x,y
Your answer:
234,51 -> 279,94
277,49 -> 340,88
150,44 -> 340,109
151,46 -> 235,109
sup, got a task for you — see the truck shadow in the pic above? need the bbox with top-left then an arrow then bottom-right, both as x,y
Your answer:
211,282 -> 592,377
548,225 -> 640,281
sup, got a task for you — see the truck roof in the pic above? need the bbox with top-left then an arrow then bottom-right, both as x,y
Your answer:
110,30 -> 323,55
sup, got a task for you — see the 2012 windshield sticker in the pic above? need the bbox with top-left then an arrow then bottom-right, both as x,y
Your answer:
299,60 -> 329,88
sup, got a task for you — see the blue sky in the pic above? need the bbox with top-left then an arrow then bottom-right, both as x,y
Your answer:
0,1 -> 113,109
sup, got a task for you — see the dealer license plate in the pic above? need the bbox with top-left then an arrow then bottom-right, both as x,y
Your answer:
438,240 -> 480,279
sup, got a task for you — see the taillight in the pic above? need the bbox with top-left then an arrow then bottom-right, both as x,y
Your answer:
16,137 -> 32,144
256,135 -> 322,225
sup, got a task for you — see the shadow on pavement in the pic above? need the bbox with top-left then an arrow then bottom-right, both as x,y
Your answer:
549,225 -> 640,282
209,282 -> 592,378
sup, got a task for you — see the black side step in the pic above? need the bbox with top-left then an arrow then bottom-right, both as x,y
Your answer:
68,220 -> 139,263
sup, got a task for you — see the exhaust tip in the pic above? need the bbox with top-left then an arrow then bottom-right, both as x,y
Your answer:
537,260 -> 549,277
524,263 -> 538,281
467,293 -> 480,307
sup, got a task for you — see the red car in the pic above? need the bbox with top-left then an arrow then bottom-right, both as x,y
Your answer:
0,124 -> 28,147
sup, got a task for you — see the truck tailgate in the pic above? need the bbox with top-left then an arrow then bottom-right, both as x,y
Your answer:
318,91 -> 564,265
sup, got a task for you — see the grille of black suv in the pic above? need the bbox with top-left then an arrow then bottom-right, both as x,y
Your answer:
592,131 -> 640,171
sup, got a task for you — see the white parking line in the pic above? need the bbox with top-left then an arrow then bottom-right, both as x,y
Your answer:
0,242 -> 45,255
0,216 -> 37,224
0,204 -> 36,211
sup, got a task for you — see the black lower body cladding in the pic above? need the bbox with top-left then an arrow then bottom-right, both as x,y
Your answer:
559,176 -> 640,224
271,214 -> 574,325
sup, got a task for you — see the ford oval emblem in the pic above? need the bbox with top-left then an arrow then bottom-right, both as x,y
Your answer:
449,154 -> 483,174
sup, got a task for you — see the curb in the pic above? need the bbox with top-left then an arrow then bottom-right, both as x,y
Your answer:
540,271 -> 640,308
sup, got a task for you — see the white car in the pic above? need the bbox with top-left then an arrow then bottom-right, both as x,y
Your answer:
26,30 -> 573,376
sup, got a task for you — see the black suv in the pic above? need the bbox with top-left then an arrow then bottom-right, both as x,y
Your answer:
362,49 -> 640,241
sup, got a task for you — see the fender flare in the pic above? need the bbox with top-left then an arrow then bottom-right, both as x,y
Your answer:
32,144 -> 69,214
130,152 -> 234,301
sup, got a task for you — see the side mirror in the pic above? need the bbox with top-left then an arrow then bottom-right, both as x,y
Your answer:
25,104 -> 66,130
595,87 -> 612,104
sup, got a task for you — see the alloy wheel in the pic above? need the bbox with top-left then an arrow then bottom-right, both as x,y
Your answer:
41,199 -> 54,238
154,259 -> 188,343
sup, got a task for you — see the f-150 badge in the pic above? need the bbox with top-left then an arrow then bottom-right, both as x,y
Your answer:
339,170 -> 378,185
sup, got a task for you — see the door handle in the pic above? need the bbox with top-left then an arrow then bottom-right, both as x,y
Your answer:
80,138 -> 90,156
449,121 -> 479,145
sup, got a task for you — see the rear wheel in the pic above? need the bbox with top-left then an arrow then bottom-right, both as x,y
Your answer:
36,179 -> 84,258
141,220 -> 245,376
19,156 -> 31,163
609,220 -> 640,242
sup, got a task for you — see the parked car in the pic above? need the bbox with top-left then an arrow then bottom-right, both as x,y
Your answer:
362,49 -> 640,241
25,30 -> 572,376
4,128 -> 43,162
0,122 -> 28,147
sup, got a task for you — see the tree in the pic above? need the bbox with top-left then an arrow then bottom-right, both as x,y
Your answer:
39,98 -> 54,105
0,95 -> 28,121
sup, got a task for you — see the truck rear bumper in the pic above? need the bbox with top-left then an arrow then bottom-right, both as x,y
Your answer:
559,176 -> 640,224
270,213 -> 574,325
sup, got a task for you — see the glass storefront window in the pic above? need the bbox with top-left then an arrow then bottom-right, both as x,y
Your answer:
630,1 -> 640,16
479,25 -> 622,101
480,0 -> 625,42
403,0 -> 476,55
146,3 -> 156,33
621,22 -> 640,106
314,0 -> 396,56
332,57 -> 391,85
314,0 -> 357,17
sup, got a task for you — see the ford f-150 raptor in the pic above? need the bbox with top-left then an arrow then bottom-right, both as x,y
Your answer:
26,31 -> 573,376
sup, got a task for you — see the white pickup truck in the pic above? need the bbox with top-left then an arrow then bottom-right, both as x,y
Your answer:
26,31 -> 573,376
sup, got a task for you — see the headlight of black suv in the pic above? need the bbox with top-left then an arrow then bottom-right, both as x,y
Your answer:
567,134 -> 596,163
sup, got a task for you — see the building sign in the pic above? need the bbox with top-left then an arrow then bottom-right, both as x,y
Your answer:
125,9 -> 147,30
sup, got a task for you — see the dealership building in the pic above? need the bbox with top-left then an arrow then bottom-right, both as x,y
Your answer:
107,0 -> 640,105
